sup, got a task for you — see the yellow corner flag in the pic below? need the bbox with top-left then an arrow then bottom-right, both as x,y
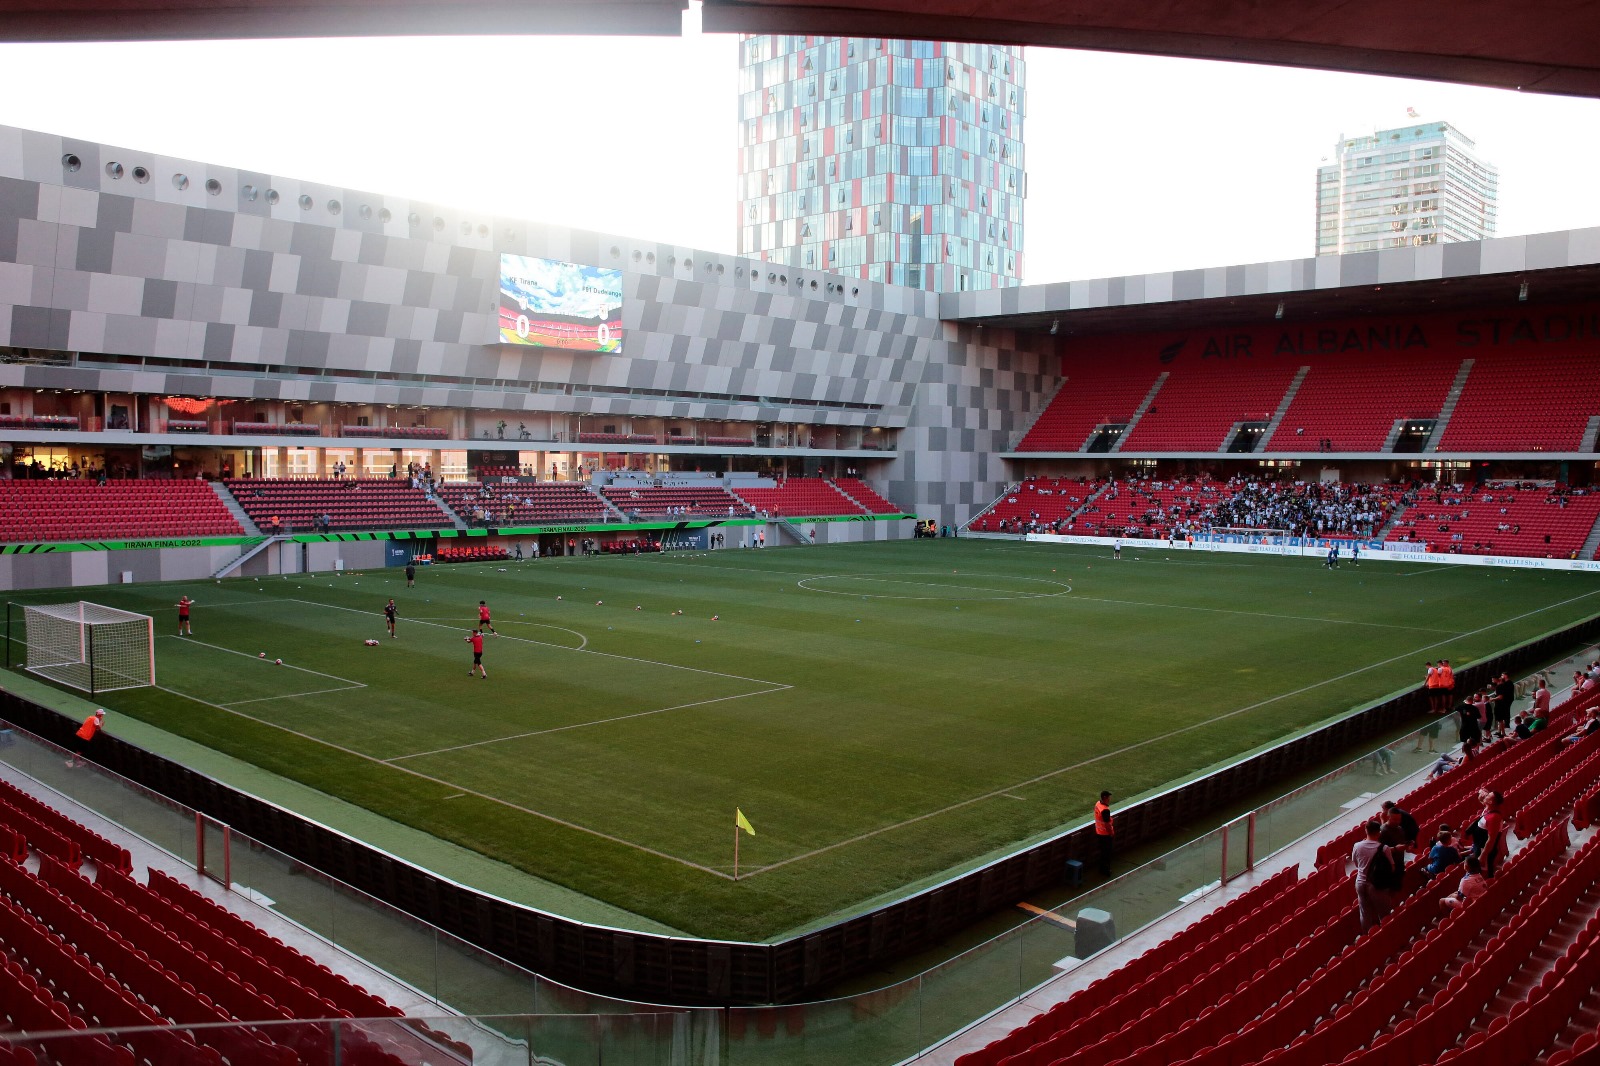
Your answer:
735,808 -> 756,836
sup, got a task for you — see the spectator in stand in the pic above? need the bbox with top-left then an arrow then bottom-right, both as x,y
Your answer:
1424,828 -> 1462,877
1491,672 -> 1516,736
1465,789 -> 1506,878
1352,819 -> 1403,931
1560,708 -> 1600,747
1531,678 -> 1551,722
1441,856 -> 1488,911
1457,698 -> 1483,758
1381,800 -> 1419,850
1513,714 -> 1534,741
1428,752 -> 1458,779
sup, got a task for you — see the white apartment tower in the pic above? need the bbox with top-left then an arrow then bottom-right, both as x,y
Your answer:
1316,121 -> 1498,255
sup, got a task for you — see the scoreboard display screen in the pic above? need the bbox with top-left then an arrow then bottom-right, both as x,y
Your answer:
497,254 -> 624,352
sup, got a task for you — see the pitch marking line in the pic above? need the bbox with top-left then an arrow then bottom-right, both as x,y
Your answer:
289,598 -> 787,689
408,616 -> 589,651
151,684 -> 736,880
157,635 -> 368,687
739,586 -> 1600,877
386,684 -> 792,762
223,685 -> 367,706
797,574 -> 1072,601
1064,594 -> 1458,634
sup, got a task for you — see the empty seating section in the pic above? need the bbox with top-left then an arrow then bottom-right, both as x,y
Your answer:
1385,486 -> 1600,559
1120,361 -> 1300,451
1272,353 -> 1460,451
705,435 -> 755,447
0,779 -> 129,873
225,478 -> 448,532
438,481 -> 608,524
1017,362 -> 1161,452
1019,343 -> 1600,455
958,681 -> 1600,1066
1439,350 -> 1600,452
0,480 -> 242,543
833,477 -> 901,514
602,485 -> 746,516
0,783 -> 468,1065
730,479 -> 867,516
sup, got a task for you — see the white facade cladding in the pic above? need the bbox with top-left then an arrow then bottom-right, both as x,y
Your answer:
0,124 -> 1053,529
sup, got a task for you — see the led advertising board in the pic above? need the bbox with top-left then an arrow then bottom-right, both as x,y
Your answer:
497,253 -> 624,353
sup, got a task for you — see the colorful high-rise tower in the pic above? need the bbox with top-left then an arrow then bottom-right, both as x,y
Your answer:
737,35 -> 1025,292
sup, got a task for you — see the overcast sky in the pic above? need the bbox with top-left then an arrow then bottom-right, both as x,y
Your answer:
0,3 -> 1596,285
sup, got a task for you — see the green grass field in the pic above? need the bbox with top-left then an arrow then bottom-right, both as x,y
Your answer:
11,540 -> 1600,940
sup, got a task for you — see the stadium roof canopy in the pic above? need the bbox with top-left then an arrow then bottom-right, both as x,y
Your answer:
703,0 -> 1600,98
0,1 -> 1596,99
939,227 -> 1600,337
0,0 -> 689,41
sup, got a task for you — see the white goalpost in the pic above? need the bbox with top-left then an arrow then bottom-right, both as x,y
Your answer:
14,602 -> 156,694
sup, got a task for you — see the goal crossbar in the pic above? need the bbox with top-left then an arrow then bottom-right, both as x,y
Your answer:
16,601 -> 155,695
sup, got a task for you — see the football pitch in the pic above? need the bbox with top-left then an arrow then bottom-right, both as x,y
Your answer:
11,539 -> 1600,940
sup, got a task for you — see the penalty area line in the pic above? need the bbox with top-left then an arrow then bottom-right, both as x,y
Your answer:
157,635 -> 367,686
385,684 -> 792,761
151,684 -> 736,880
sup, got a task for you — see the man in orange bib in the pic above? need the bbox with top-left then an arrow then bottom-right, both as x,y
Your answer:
67,708 -> 105,767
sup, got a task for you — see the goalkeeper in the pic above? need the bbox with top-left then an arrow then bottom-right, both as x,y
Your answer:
176,595 -> 195,636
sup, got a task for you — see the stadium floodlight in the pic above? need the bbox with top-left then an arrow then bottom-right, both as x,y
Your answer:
8,601 -> 155,695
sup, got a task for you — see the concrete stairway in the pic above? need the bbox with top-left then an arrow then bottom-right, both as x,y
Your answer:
1011,376 -> 1070,451
1581,415 -> 1600,453
1424,359 -> 1474,451
1109,372 -> 1169,452
1580,512 -> 1600,562
1256,366 -> 1311,450
213,536 -> 288,579
210,482 -> 259,534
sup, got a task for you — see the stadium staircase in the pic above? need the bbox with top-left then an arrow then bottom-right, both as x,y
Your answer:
1011,377 -> 1070,451
211,535 -> 288,579
1580,515 -> 1600,562
1254,366 -> 1310,450
208,482 -> 259,534
1582,416 -> 1600,454
432,495 -> 468,531
1107,373 -> 1168,453
774,517 -> 812,545
1423,358 -> 1475,451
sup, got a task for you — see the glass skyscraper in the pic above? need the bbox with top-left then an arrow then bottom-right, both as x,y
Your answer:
1316,121 -> 1499,255
737,35 -> 1026,293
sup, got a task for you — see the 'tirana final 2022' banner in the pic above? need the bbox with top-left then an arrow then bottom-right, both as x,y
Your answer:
497,254 -> 624,353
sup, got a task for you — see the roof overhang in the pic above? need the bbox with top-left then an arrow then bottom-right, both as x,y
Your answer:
702,0 -> 1600,98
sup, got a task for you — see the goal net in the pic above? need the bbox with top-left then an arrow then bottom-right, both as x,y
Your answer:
1205,527 -> 1298,549
20,602 -> 155,694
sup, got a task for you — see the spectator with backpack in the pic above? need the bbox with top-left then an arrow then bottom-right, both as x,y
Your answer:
1352,819 -> 1406,931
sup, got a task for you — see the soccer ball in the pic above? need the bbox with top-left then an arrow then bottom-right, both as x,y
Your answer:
595,600 -> 603,606
364,639 -> 379,646
556,595 -> 563,601
711,614 -> 719,621
258,652 -> 266,658
274,659 -> 283,665
634,605 -> 642,611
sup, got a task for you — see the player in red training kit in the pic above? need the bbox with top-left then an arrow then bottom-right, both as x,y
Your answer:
465,629 -> 487,678
176,596 -> 194,636
477,600 -> 498,635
